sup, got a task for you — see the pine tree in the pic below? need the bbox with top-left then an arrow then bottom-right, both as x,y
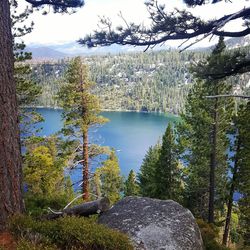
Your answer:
137,143 -> 161,197
236,102 -> 250,246
57,57 -> 107,200
0,0 -> 83,230
124,170 -> 139,196
94,151 -> 123,204
182,37 -> 234,222
155,123 -> 183,201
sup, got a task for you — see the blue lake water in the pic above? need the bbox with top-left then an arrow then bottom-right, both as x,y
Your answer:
27,109 -> 240,200
35,109 -> 178,177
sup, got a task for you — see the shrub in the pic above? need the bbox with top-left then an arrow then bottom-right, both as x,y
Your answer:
24,194 -> 70,216
16,239 -> 57,250
10,215 -> 133,250
197,219 -> 230,250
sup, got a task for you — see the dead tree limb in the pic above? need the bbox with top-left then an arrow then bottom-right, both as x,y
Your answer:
204,95 -> 250,99
42,197 -> 110,220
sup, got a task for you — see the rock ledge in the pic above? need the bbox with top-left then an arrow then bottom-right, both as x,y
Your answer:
99,196 -> 203,250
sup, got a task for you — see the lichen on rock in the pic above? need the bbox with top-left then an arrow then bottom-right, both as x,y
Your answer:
98,196 -> 203,250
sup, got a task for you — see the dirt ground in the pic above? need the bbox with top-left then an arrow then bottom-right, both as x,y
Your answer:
0,232 -> 16,250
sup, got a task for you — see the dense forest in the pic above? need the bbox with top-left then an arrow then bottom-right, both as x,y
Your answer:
29,48 -> 250,114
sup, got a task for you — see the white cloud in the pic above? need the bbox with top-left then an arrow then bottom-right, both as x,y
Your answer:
22,0 -> 147,45
20,0 -> 249,47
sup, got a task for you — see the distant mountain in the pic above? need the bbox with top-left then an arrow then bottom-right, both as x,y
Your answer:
50,42 -> 146,55
26,46 -> 68,59
26,40 -> 175,59
27,42 -> 146,59
27,35 -> 250,60
225,35 -> 250,49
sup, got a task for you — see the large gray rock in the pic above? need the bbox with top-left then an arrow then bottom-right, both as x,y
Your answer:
98,197 -> 203,250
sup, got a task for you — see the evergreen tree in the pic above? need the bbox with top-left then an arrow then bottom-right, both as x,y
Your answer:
0,0 -> 83,231
137,143 -> 161,197
124,170 -> 139,196
94,151 -> 123,204
57,57 -> 107,200
12,0 -> 43,141
155,123 -> 183,201
182,37 -> 234,222
236,102 -> 250,246
15,52 -> 43,142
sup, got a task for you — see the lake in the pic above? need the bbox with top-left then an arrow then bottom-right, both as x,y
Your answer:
35,109 -> 177,179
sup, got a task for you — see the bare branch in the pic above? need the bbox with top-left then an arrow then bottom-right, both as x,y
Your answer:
204,95 -> 250,99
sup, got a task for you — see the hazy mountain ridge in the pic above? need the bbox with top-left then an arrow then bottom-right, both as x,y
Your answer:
27,36 -> 250,60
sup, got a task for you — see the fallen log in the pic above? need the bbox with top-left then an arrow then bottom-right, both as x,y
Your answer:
42,197 -> 110,220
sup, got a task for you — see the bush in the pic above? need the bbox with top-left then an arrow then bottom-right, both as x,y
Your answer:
10,215 -> 133,250
197,219 -> 230,250
24,194 -> 70,216
16,239 -> 57,250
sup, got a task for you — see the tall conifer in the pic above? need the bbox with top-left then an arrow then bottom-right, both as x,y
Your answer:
182,37 -> 234,222
155,123 -> 183,201
137,143 -> 161,197
57,57 -> 107,200
124,170 -> 139,196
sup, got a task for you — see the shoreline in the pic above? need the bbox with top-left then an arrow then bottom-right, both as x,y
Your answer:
24,106 -> 179,117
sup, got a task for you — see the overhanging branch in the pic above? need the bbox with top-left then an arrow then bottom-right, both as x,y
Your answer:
204,95 -> 250,99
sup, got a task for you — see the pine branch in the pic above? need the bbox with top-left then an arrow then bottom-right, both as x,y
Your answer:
25,0 -> 84,8
204,95 -> 250,99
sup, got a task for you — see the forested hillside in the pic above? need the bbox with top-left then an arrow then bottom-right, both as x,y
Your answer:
30,50 -> 197,113
29,48 -> 250,114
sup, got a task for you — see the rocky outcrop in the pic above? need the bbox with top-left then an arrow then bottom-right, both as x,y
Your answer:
99,196 -> 203,250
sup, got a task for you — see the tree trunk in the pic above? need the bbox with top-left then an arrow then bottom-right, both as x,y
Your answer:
208,97 -> 218,224
0,0 -> 24,231
82,129 -> 89,200
222,136 -> 240,246
43,198 -> 110,220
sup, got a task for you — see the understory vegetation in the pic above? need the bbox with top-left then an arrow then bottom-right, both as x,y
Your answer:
10,215 -> 133,250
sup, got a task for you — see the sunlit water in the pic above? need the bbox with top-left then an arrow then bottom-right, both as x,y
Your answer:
35,109 -> 177,177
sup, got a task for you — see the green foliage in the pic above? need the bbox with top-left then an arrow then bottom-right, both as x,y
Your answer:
24,194 -> 71,217
16,239 -> 57,250
57,57 -> 108,199
11,1 -> 43,143
137,143 -> 161,197
57,57 -> 107,132
23,136 -> 74,215
236,102 -> 250,246
124,170 -> 139,196
24,146 -> 61,196
197,219 -> 230,250
181,38 -> 234,221
29,50 -> 206,113
155,123 -> 184,201
10,215 -> 133,250
29,47 -> 250,114
138,123 -> 184,202
94,151 -> 123,204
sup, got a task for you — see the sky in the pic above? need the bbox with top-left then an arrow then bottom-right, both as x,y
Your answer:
19,0 -> 249,48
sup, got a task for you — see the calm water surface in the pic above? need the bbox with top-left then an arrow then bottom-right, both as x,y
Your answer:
36,109 -> 178,177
